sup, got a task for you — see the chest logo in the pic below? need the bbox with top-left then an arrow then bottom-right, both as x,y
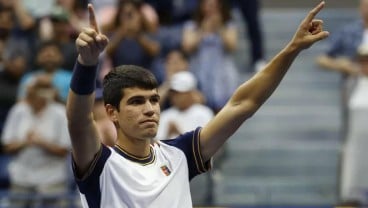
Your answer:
160,165 -> 171,176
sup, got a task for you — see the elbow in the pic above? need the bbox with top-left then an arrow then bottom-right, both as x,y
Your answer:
233,100 -> 261,120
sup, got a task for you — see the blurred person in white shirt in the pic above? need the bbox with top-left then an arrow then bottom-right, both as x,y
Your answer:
1,75 -> 71,207
156,71 -> 214,140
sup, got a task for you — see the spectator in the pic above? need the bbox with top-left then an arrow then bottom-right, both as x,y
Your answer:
158,49 -> 205,108
103,0 -> 160,71
316,0 -> 366,76
18,41 -> 72,103
315,1 -> 368,202
0,0 -> 36,66
1,76 -> 71,207
340,43 -> 368,204
232,0 -> 266,72
156,71 -> 213,140
39,6 -> 79,71
182,0 -> 239,112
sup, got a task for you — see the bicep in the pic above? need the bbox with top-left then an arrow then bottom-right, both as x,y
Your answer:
200,103 -> 249,161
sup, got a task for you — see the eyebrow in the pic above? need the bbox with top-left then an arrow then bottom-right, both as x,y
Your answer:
126,93 -> 160,102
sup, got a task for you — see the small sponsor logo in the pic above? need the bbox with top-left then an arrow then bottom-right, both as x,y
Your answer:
160,165 -> 171,176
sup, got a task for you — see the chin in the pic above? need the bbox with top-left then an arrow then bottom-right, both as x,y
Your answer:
140,130 -> 157,140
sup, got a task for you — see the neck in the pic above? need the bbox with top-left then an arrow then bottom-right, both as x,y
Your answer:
115,130 -> 152,158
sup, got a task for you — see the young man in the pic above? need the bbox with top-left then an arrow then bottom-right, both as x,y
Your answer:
67,2 -> 329,207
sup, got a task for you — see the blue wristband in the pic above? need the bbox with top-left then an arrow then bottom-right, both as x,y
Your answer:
70,61 -> 98,95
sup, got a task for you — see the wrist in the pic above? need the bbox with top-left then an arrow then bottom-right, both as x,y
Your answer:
284,42 -> 302,55
70,61 -> 98,95
77,55 -> 98,66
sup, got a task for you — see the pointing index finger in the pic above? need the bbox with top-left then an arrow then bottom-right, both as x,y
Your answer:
88,3 -> 99,34
303,1 -> 325,24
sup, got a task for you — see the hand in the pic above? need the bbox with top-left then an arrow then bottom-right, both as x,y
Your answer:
76,4 -> 109,65
27,131 -> 42,146
289,1 -> 329,51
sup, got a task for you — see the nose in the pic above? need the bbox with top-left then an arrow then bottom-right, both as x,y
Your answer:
143,101 -> 155,116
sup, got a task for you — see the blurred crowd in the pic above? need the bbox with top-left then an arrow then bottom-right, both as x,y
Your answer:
1,0 -> 367,207
0,0 -> 265,206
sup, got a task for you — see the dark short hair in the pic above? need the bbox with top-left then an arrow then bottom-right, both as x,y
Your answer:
102,65 -> 158,110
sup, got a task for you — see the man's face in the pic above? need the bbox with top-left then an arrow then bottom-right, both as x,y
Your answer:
114,87 -> 160,141
169,91 -> 193,111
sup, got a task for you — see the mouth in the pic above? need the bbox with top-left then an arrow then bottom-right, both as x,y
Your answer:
140,119 -> 158,125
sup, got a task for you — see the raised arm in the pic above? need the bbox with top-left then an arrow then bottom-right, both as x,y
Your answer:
199,2 -> 330,161
66,4 -> 109,176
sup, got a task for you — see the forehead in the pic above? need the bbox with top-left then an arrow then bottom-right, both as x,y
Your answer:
122,87 -> 158,99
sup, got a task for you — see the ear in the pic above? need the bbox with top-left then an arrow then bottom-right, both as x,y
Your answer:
105,104 -> 119,123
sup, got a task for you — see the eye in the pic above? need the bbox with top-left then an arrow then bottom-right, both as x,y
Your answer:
150,95 -> 160,104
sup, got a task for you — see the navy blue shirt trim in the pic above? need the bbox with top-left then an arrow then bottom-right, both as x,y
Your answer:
113,144 -> 155,165
72,144 -> 111,208
161,127 -> 211,180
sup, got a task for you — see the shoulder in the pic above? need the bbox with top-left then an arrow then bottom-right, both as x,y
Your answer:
160,127 -> 201,147
10,102 -> 29,113
5,102 -> 30,120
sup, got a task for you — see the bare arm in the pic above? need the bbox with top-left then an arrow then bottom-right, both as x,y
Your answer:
316,55 -> 360,75
30,137 -> 69,157
66,4 -> 109,176
199,1 -> 330,161
3,141 -> 27,154
4,137 -> 68,157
